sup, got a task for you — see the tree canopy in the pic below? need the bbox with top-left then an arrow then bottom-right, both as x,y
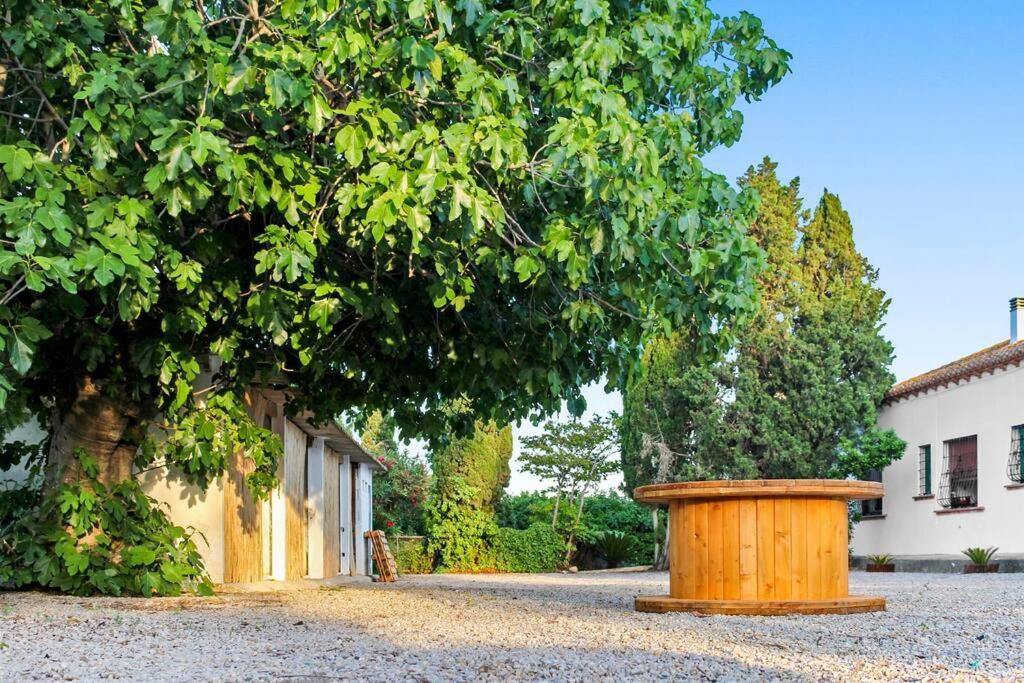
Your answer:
519,413 -> 619,527
0,0 -> 789,492
622,158 -> 899,488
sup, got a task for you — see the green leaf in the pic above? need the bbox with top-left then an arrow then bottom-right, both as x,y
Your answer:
574,0 -> 604,26
9,332 -> 35,375
122,546 -> 157,567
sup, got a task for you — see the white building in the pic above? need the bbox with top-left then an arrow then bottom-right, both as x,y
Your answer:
851,298 -> 1024,567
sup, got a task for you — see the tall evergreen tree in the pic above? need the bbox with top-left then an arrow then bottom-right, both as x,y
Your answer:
424,419 -> 512,570
622,158 -> 898,486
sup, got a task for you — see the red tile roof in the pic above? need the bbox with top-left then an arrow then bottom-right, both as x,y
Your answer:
885,339 -> 1024,403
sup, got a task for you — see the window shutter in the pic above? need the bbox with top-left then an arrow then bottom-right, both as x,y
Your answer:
924,446 -> 931,494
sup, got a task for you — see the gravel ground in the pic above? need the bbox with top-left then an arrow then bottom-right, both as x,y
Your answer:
1,570 -> 1022,681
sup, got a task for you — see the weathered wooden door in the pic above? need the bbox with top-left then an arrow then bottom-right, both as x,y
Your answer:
339,456 -> 351,575
322,447 -> 341,576
283,420 -> 308,580
223,391 -> 271,583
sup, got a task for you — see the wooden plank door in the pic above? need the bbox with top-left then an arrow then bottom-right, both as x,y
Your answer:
339,456 -> 351,575
283,420 -> 309,580
223,391 -> 269,583
322,447 -> 341,576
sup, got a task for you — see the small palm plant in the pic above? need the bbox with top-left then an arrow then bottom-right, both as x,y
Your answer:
594,530 -> 632,569
962,546 -> 998,566
865,553 -> 895,572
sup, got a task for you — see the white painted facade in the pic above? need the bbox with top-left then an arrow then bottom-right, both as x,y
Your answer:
851,362 -> 1024,557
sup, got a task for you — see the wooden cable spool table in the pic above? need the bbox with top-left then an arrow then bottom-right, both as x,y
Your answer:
634,479 -> 886,616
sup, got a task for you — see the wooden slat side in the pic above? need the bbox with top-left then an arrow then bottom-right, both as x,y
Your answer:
773,497 -> 792,600
805,498 -> 823,599
693,502 -> 710,600
738,499 -> 758,600
832,499 -> 849,597
837,501 -> 850,597
789,498 -> 808,599
756,498 -> 776,600
668,502 -> 685,599
223,390 -> 267,583
284,420 -> 309,580
707,501 -> 725,600
681,502 -> 696,598
722,499 -> 741,600
323,447 -> 341,577
819,499 -> 838,598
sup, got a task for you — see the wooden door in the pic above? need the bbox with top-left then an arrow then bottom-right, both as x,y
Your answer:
283,420 -> 309,580
223,391 -> 272,583
339,457 -> 351,575
322,447 -> 341,576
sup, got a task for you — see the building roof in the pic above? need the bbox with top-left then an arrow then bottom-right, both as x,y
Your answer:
885,338 -> 1024,403
256,387 -> 386,471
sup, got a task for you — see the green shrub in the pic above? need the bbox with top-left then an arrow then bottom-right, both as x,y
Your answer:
496,491 -> 549,530
495,491 -> 659,569
491,523 -> 565,573
575,493 -> 657,567
425,476 -> 498,572
425,419 -> 512,572
393,536 -> 433,574
0,453 -> 212,597
594,530 -> 632,569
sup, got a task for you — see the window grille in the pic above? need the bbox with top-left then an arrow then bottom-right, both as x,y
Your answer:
1008,425 -> 1024,484
860,468 -> 883,516
939,435 -> 978,508
918,445 -> 932,495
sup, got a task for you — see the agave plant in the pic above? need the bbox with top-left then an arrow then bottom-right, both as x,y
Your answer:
867,554 -> 894,566
962,546 -> 998,566
594,530 -> 633,569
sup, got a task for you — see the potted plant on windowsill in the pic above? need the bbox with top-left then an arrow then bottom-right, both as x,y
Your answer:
865,554 -> 895,572
962,546 -> 999,573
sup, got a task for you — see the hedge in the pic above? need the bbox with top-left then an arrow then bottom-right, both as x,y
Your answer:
393,536 -> 434,574
491,523 -> 565,573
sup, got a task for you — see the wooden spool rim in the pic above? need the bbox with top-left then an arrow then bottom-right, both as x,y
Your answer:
635,594 -> 886,616
633,479 -> 884,503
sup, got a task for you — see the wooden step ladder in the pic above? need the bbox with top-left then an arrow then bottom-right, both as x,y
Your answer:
364,530 -> 398,582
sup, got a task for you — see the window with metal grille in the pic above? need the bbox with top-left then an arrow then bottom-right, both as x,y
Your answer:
860,468 -> 883,516
1008,425 -> 1024,484
938,435 -> 978,508
919,445 -> 932,495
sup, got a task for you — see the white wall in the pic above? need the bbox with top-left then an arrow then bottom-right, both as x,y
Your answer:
137,467 -> 226,584
0,420 -> 229,583
852,364 -> 1024,556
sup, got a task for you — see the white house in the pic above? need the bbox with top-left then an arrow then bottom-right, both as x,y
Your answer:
851,297 -> 1024,566
3,382 -> 384,585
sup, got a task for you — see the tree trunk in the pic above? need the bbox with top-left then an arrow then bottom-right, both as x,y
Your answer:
45,377 -> 143,490
551,491 -> 561,528
652,509 -> 670,570
563,493 -> 588,565
651,507 -> 659,565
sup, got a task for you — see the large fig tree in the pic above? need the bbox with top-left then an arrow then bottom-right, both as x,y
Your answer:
0,0 -> 787,495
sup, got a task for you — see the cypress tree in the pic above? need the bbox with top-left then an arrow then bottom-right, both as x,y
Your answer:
621,159 -> 897,485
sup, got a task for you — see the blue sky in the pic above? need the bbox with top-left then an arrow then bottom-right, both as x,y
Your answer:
511,2 -> 1024,491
